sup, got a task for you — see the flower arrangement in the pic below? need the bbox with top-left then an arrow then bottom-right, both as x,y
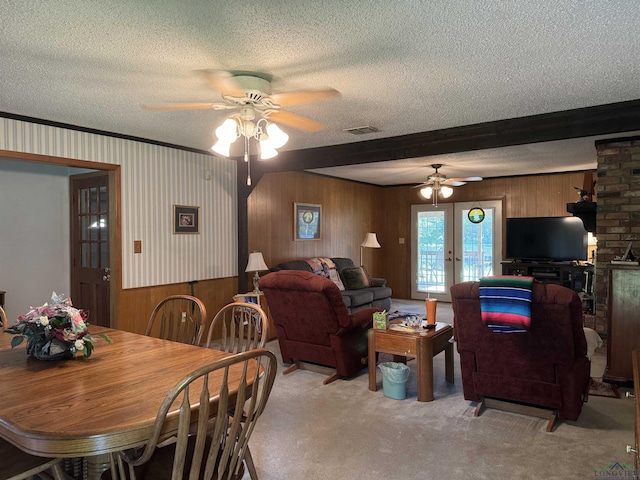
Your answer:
5,292 -> 112,359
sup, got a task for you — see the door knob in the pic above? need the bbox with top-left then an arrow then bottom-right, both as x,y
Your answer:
104,267 -> 110,273
626,391 -> 635,399
103,274 -> 111,282
446,257 -> 453,262
626,445 -> 637,454
455,257 -> 461,261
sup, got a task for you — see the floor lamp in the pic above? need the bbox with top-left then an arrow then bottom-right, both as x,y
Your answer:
360,233 -> 381,266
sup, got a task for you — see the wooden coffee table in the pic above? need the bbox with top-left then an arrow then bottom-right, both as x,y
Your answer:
368,321 -> 454,402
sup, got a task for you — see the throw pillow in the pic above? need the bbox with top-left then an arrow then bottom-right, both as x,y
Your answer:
341,266 -> 371,290
359,264 -> 373,285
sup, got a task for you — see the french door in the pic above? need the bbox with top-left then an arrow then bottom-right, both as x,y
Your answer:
411,200 -> 503,302
70,172 -> 111,327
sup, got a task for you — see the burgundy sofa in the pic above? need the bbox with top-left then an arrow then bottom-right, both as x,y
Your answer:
259,270 -> 380,384
450,281 -> 590,424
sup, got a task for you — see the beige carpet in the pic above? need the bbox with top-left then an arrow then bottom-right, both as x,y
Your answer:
247,300 -> 634,480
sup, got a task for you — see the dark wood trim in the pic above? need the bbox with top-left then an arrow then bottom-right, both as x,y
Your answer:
0,149 -> 119,170
257,99 -> 640,173
236,158 -> 263,294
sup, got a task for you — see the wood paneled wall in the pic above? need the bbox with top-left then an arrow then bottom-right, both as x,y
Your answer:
116,277 -> 237,335
379,171 -> 590,298
247,170 -> 591,301
247,172 -> 383,277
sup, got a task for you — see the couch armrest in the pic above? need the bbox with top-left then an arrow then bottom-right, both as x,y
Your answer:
370,277 -> 386,287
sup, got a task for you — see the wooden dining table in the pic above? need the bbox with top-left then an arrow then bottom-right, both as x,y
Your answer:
0,326 -> 243,479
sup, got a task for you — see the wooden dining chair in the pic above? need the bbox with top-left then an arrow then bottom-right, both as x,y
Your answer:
204,301 -> 269,480
0,438 -> 66,480
144,295 -> 207,346
205,302 -> 269,353
0,305 -> 8,328
108,348 -> 277,480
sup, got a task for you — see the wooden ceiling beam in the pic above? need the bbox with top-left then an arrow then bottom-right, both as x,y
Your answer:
254,98 -> 640,175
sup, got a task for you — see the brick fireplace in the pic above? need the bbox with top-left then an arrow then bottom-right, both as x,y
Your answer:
594,135 -> 640,339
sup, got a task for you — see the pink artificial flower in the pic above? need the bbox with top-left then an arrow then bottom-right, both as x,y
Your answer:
41,305 -> 58,318
69,310 -> 86,333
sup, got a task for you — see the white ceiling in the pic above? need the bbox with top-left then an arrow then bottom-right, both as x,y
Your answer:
1,1 -> 639,184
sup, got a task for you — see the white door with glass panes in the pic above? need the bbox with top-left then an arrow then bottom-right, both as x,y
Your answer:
411,200 -> 502,302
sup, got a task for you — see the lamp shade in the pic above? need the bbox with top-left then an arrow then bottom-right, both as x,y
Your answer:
266,123 -> 289,148
215,118 -> 239,143
361,233 -> 381,248
440,186 -> 454,198
419,186 -> 433,199
245,252 -> 269,272
211,140 -> 232,157
259,140 -> 279,160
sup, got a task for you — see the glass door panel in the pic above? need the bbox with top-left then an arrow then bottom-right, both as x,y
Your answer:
411,204 -> 453,301
454,200 -> 503,284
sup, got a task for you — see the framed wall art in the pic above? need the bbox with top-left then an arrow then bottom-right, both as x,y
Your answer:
173,205 -> 200,234
294,202 -> 321,240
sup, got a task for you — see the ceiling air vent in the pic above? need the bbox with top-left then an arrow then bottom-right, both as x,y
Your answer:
343,125 -> 380,135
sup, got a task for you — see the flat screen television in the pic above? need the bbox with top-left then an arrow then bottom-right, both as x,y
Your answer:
505,216 -> 587,262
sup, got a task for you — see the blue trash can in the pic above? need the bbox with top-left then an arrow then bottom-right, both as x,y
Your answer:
379,362 -> 410,400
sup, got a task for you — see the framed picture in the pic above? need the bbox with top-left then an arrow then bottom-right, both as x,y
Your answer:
294,202 -> 321,240
173,205 -> 199,234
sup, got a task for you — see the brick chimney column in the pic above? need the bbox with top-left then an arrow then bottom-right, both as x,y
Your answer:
594,136 -> 640,338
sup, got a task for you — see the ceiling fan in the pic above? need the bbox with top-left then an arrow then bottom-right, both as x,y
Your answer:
142,69 -> 341,133
414,164 -> 483,204
144,69 -> 340,185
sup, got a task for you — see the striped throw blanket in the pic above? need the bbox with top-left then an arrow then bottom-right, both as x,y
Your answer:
479,276 -> 534,333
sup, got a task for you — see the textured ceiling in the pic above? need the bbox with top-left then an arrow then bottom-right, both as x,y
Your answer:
1,1 -> 639,184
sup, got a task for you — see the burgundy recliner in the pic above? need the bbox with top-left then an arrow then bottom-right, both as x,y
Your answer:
259,270 -> 379,384
450,281 -> 590,426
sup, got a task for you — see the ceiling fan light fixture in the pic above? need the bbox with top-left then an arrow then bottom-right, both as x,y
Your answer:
149,70 -> 338,186
266,122 -> 289,148
420,186 -> 433,199
240,120 -> 257,138
259,140 -> 278,160
440,186 -> 454,198
211,139 -> 232,157
240,105 -> 256,121
215,118 -> 239,143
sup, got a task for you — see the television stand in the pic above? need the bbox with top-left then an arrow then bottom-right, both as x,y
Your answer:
501,260 -> 592,298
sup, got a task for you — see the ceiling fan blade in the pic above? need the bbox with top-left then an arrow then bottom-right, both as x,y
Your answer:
444,181 -> 467,187
412,182 -> 433,189
446,176 -> 483,183
270,88 -> 341,107
197,70 -> 245,97
268,110 -> 325,132
142,103 -> 218,111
